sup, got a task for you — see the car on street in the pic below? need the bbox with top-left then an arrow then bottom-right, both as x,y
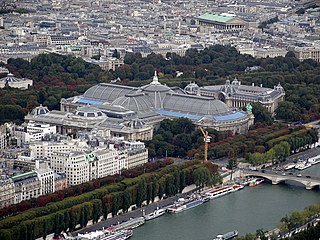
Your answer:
297,174 -> 302,177
306,175 -> 311,178
282,173 -> 286,176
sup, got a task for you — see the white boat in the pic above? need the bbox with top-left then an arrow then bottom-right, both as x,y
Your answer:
295,162 -> 312,170
206,186 -> 234,199
167,197 -> 204,213
144,208 -> 166,221
241,177 -> 254,186
248,178 -> 264,187
284,163 -> 296,170
213,230 -> 238,240
308,156 -> 320,165
111,217 -> 145,230
76,229 -> 133,240
231,184 -> 244,191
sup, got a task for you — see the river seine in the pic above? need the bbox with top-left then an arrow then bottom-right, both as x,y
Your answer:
131,164 -> 320,240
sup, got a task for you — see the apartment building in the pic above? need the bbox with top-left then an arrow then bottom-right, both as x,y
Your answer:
12,171 -> 41,204
0,177 -> 15,208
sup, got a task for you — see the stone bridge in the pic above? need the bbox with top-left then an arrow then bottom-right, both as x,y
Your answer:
241,169 -> 320,190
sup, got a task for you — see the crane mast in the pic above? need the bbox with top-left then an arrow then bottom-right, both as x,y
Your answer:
199,127 -> 211,162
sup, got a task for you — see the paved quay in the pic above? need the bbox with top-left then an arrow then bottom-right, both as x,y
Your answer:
71,185 -> 197,236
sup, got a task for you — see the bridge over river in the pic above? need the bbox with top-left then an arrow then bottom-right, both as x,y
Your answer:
241,169 -> 320,189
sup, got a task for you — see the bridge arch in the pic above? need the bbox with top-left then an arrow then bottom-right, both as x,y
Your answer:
241,171 -> 320,190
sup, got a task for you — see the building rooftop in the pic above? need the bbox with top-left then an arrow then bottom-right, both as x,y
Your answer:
197,13 -> 234,23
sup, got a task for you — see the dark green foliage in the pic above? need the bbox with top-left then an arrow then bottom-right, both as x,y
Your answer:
136,178 -> 147,208
258,16 -> 279,29
251,102 -> 273,125
1,53 -> 112,123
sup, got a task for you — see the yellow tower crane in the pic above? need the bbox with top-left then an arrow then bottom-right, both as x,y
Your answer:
199,127 -> 211,162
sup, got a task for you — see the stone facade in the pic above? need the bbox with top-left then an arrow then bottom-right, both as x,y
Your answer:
184,79 -> 285,114
0,177 -> 15,208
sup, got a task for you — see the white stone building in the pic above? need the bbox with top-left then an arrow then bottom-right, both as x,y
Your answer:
51,151 -> 90,186
0,177 -> 15,208
92,149 -> 120,178
125,141 -> 148,169
35,161 -> 55,195
294,46 -> 320,62
0,125 -> 6,150
13,120 -> 57,146
184,78 -> 285,114
29,138 -> 88,159
12,171 -> 41,204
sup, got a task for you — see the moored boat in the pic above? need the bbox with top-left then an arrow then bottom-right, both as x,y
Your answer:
76,229 -> 133,240
206,186 -> 234,199
295,161 -> 312,170
213,230 -> 238,240
308,156 -> 320,165
284,163 -> 296,170
241,177 -> 254,186
167,197 -> 204,213
248,178 -> 264,187
232,184 -> 244,191
144,208 -> 166,221
109,217 -> 145,231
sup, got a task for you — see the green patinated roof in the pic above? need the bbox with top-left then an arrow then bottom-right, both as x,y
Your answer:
197,13 -> 234,23
12,171 -> 35,180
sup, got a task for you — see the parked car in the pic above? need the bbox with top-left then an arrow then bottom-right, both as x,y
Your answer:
297,174 -> 302,177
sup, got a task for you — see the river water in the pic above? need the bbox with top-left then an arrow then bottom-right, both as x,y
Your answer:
131,164 -> 320,240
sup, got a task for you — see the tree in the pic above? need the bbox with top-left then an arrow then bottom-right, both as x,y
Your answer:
136,178 -> 147,207
256,228 -> 268,240
122,190 -> 131,213
275,101 -> 299,122
251,102 -> 273,125
92,200 -> 102,224
112,49 -> 120,59
192,167 -> 210,189
273,141 -> 290,163
227,158 -> 238,181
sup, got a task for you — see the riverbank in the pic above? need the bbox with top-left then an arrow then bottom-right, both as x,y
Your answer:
130,181 -> 320,240
67,149 -> 320,240
70,185 -> 198,237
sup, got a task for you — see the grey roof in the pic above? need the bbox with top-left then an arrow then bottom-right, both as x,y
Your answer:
163,93 -> 230,116
170,86 -> 186,94
112,93 -> 154,112
31,105 -> 49,115
0,73 -> 32,83
236,85 -> 271,93
140,83 -> 172,92
92,103 -> 135,114
83,83 -> 137,102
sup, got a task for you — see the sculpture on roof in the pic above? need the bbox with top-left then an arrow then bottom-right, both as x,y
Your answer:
245,103 -> 253,113
152,71 -> 159,84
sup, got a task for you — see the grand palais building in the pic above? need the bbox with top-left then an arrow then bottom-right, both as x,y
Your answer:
25,72 -> 284,141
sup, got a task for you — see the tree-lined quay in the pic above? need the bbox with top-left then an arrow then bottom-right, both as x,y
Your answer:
0,160 -> 220,240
